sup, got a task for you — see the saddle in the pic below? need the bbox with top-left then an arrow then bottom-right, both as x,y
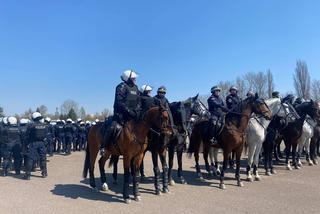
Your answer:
101,117 -> 123,147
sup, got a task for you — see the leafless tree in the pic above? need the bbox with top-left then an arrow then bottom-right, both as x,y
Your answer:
60,99 -> 79,116
37,105 -> 48,115
244,71 -> 268,98
311,79 -> 320,100
235,77 -> 247,98
267,69 -> 274,98
217,80 -> 233,99
293,60 -> 310,99
79,106 -> 86,119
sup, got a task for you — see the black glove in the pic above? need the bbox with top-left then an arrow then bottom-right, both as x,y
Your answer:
128,109 -> 137,118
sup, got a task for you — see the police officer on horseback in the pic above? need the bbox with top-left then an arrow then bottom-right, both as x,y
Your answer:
208,86 -> 228,146
100,70 -> 141,156
226,86 -> 241,111
272,91 -> 280,98
140,84 -> 156,112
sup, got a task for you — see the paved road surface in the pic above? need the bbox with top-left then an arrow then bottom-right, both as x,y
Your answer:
1,152 -> 320,214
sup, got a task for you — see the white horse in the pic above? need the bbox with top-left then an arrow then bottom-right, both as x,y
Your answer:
245,98 -> 289,182
296,116 -> 316,167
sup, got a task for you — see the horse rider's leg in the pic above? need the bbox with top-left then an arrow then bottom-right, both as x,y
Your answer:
112,155 -> 120,184
235,145 -> 244,187
151,151 -> 161,195
99,153 -> 110,191
219,149 -> 229,190
168,143 -> 175,185
122,155 -> 131,204
159,150 -> 169,193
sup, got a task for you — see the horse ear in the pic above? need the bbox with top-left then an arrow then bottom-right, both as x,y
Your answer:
255,93 -> 259,100
193,94 -> 199,100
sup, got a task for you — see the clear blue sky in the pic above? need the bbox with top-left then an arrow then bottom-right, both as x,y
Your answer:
1,0 -> 319,115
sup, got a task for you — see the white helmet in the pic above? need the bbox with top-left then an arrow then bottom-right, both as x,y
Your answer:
77,118 -> 82,123
80,121 -> 85,125
86,120 -> 91,125
32,112 -> 42,120
92,122 -> 96,125
45,117 -> 51,123
8,116 -> 18,125
66,118 -> 72,123
95,119 -> 100,123
140,84 -> 153,93
20,118 -> 29,125
40,118 -> 45,123
121,70 -> 138,82
3,117 -> 8,125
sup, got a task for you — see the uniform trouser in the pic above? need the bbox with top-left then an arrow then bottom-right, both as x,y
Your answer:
79,135 -> 86,150
1,143 -> 22,174
73,137 -> 79,151
25,141 -> 47,175
65,135 -> 72,154
45,138 -> 54,155
57,135 -> 65,153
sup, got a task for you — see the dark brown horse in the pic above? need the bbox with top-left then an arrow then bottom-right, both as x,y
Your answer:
188,94 -> 272,189
275,100 -> 320,170
82,106 -> 172,204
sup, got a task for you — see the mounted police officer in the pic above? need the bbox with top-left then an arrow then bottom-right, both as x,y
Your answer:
100,70 -> 141,156
246,91 -> 255,98
24,112 -> 48,180
282,94 -> 295,105
226,86 -> 241,111
1,116 -> 22,176
272,91 -> 280,98
207,86 -> 228,146
140,84 -> 156,112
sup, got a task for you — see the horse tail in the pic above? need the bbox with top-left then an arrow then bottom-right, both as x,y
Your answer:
108,155 -> 119,168
82,143 -> 90,178
187,122 -> 202,158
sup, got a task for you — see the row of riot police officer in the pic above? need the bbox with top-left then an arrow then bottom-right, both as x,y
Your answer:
0,113 -> 93,180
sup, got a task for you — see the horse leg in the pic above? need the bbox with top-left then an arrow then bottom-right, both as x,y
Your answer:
152,151 -> 161,195
212,148 -> 220,175
168,144 -> 175,186
203,147 -> 213,177
122,155 -> 131,204
292,142 -> 299,169
305,138 -> 313,166
285,143 -> 292,170
246,144 -> 255,182
297,139 -> 303,167
235,146 -> 244,187
219,150 -> 229,190
112,155 -> 119,184
253,142 -> 263,181
194,150 -> 203,180
99,153 -> 110,191
132,154 -> 143,202
177,150 -> 186,184
159,150 -> 169,193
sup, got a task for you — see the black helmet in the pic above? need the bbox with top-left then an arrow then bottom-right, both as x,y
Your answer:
157,86 -> 167,94
229,86 -> 238,92
294,97 -> 303,105
272,91 -> 280,98
246,91 -> 255,97
211,86 -> 221,93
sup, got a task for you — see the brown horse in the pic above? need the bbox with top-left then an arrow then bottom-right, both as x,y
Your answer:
82,106 -> 172,204
188,94 -> 272,189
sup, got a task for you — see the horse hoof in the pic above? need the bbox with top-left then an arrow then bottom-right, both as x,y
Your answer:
309,161 -> 314,166
219,183 -> 226,190
101,183 -> 108,191
294,165 -> 300,170
134,196 -> 142,202
313,161 -> 318,165
180,177 -> 187,185
163,188 -> 170,194
271,169 -> 277,175
255,176 -> 261,181
298,162 -> 302,167
286,165 -> 292,171
238,181 -> 244,187
169,179 -> 176,186
155,190 -> 162,196
125,199 -> 131,204
246,176 -> 253,182
265,171 -> 272,176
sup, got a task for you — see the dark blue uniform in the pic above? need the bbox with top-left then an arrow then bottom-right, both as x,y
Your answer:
55,122 -> 65,153
78,124 -> 87,150
226,94 -> 241,111
1,124 -> 22,175
25,121 -> 48,179
45,122 -> 55,156
19,123 -> 28,168
208,94 -> 228,119
64,122 -> 74,154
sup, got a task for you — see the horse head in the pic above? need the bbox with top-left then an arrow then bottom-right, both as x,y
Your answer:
249,93 -> 272,120
184,94 -> 208,118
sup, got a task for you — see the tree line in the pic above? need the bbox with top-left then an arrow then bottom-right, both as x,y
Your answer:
0,59 -> 319,118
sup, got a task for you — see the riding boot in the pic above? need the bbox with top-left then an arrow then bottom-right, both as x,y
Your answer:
100,124 -> 114,156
